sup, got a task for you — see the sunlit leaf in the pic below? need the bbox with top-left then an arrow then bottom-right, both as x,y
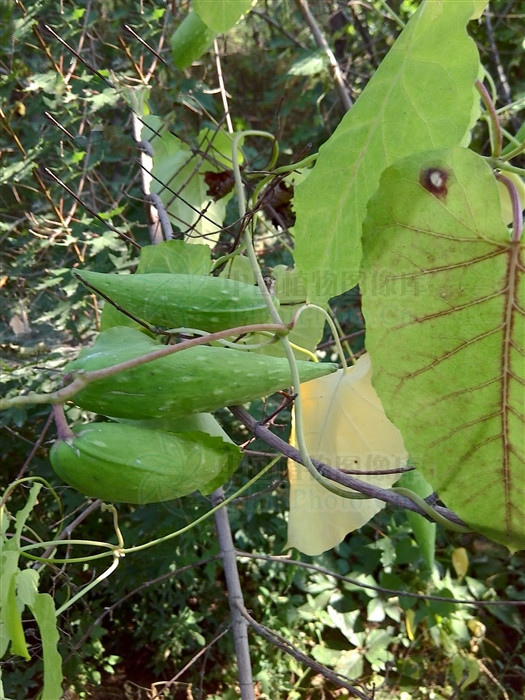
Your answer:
293,0 -> 480,305
141,117 -> 238,242
194,0 -> 254,33
361,146 -> 525,552
286,353 -> 407,555
452,547 -> 469,580
170,11 -> 216,70
29,594 -> 63,698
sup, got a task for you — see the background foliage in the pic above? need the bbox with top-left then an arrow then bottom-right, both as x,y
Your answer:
1,1 -> 524,698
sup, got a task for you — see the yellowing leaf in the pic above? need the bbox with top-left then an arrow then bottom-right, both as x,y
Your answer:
286,353 -> 407,555
451,547 -> 469,580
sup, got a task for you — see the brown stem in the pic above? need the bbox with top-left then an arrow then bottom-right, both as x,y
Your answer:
495,171 -> 523,242
475,79 -> 502,158
228,405 -> 468,528
51,404 -> 74,441
294,0 -> 353,112
211,488 -> 255,699
237,604 -> 372,699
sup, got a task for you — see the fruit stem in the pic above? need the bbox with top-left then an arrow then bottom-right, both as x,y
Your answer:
52,404 -> 75,441
495,171 -> 524,241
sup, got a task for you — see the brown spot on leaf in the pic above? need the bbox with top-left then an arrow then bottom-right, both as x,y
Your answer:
420,167 -> 449,199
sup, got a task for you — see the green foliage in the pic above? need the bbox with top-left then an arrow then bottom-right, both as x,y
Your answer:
194,0 -> 254,34
1,0 -> 524,698
171,11 -> 217,70
293,0 -> 481,303
0,484 -> 62,698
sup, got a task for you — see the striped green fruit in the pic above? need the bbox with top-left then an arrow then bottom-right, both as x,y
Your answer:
67,327 -> 337,420
75,270 -> 274,332
50,422 -> 241,503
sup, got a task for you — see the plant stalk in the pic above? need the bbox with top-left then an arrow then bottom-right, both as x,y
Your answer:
211,487 -> 255,700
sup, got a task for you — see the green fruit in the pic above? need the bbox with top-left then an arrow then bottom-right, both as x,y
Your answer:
50,422 -> 241,503
67,327 -> 338,420
76,270 -> 273,333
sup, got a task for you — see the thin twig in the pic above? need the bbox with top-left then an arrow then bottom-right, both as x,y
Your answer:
41,167 -> 140,249
484,10 -> 512,107
213,39 -> 233,134
63,554 -> 222,663
33,500 -> 103,570
237,603 -> 372,699
150,624 -> 231,700
294,0 -> 353,111
235,551 -> 525,607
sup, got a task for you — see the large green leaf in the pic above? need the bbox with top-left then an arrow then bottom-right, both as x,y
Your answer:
361,146 -> 524,551
293,0 -> 481,305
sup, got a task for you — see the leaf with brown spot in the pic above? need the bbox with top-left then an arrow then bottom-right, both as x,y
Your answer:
361,146 -> 525,552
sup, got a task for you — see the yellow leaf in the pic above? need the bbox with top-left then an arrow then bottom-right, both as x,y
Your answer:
286,353 -> 407,555
405,608 -> 416,642
452,546 -> 469,580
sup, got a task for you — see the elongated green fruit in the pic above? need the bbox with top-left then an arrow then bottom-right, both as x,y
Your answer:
50,423 -> 241,503
67,327 -> 337,420
76,270 -> 274,332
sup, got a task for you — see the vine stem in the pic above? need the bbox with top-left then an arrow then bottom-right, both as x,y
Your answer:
495,171 -> 524,242
476,78 -> 502,158
232,131 -> 362,501
211,488 -> 255,700
0,321 -> 289,411
229,405 -> 469,531
210,52 -> 255,699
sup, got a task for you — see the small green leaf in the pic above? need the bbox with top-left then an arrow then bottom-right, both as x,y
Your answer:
29,594 -> 63,699
138,240 -> 211,276
15,569 -> 39,607
171,11 -> 217,70
194,0 -> 254,33
287,51 -> 328,76
6,577 -> 29,660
